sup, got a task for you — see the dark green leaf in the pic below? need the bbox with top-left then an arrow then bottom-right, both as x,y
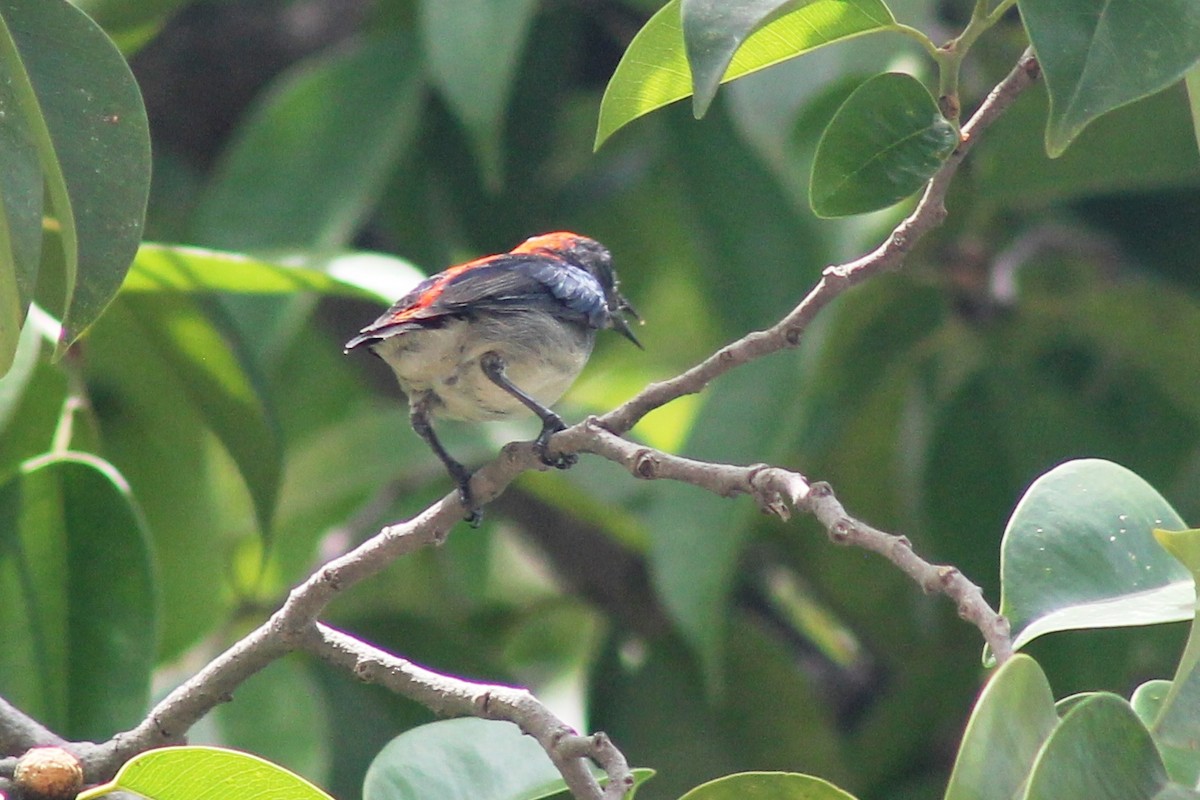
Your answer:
682,0 -> 812,117
1024,694 -> 1168,800
420,0 -> 538,186
0,453 -> 155,739
0,0 -> 151,354
971,82 -> 1200,206
191,34 -> 423,251
810,72 -> 957,217
1019,0 -> 1200,156
999,459 -> 1189,653
595,0 -> 895,148
944,654 -> 1058,800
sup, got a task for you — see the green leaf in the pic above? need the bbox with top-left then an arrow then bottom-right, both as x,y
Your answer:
191,34 -> 423,251
678,772 -> 856,800
1188,64 -> 1200,152
113,295 -> 281,533
0,0 -> 150,354
682,0 -> 812,117
364,717 -> 649,800
120,243 -> 401,301
0,452 -> 155,739
944,654 -> 1058,800
76,746 -> 335,800
971,81 -> 1200,206
644,354 -> 807,686
1024,694 -> 1168,800
420,0 -> 538,187
809,72 -> 957,217
1148,528 -> 1200,781
67,0 -> 192,54
595,0 -> 895,148
1019,0 -> 1200,157
999,459 -> 1190,652
0,318 -> 41,434
212,657 -> 330,784
1132,679 -> 1200,787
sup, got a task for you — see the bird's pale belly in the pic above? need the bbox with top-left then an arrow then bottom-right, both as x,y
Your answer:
370,316 -> 595,422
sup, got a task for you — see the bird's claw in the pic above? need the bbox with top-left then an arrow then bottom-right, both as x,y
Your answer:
534,422 -> 576,470
456,479 -> 483,527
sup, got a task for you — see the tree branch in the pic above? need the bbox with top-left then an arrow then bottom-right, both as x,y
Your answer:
2,50 -> 1038,800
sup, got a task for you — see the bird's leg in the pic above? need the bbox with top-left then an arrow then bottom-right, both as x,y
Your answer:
479,352 -> 577,470
410,399 -> 482,527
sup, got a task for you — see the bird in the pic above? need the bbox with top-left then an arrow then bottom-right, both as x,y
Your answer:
345,232 -> 641,525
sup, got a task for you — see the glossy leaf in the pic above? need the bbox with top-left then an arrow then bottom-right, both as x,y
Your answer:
595,0 -> 895,148
0,0 -> 150,362
76,746 -> 334,800
1019,0 -> 1200,157
1134,678 -> 1200,787
944,655 -> 1058,800
810,72 -> 957,217
1024,694 -> 1168,800
678,772 -> 856,800
420,0 -> 538,185
191,34 -> 422,251
0,452 -> 155,740
364,717 -> 648,800
999,459 -> 1190,653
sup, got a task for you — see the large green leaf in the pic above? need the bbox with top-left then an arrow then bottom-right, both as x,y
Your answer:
678,772 -> 856,800
364,717 -> 648,800
420,0 -> 538,186
999,459 -> 1190,652
0,0 -> 150,361
595,0 -> 895,148
1019,0 -> 1200,157
0,452 -> 155,740
944,655 -> 1058,800
191,34 -> 423,251
76,746 -> 334,800
809,72 -> 957,217
1024,694 -> 1168,800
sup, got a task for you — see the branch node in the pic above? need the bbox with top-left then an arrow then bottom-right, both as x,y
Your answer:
784,327 -> 802,346
632,450 -> 658,479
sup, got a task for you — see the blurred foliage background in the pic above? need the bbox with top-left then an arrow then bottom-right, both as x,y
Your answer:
4,0 -> 1200,798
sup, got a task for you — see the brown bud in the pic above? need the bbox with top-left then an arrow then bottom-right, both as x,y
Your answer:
13,747 -> 83,800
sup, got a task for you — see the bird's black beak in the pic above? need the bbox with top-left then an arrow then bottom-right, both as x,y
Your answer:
612,294 -> 643,349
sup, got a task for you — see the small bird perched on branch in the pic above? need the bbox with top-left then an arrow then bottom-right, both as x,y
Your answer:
346,232 -> 641,525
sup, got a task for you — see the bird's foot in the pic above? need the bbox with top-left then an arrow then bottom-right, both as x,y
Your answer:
534,418 -> 577,470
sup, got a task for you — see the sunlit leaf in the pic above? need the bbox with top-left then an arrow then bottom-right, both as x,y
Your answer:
76,746 -> 334,800
595,0 -> 895,148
